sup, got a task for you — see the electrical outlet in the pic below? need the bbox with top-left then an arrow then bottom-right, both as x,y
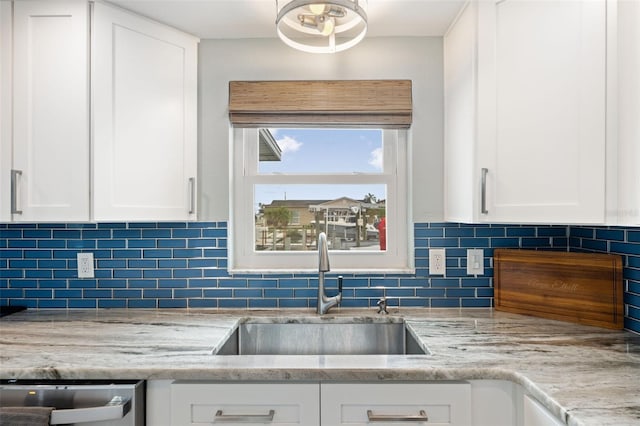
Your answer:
466,249 -> 484,275
77,252 -> 94,278
429,248 -> 446,275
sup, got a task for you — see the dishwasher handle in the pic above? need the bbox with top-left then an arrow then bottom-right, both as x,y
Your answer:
49,395 -> 131,425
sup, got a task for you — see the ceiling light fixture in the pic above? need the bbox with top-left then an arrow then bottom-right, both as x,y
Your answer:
276,0 -> 368,54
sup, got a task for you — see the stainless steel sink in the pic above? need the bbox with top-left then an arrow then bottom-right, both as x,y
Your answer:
214,318 -> 429,355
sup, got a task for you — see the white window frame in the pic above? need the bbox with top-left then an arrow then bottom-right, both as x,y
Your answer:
230,127 -> 413,274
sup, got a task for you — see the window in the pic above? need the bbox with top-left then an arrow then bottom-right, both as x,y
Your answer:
289,210 -> 300,225
230,127 -> 411,273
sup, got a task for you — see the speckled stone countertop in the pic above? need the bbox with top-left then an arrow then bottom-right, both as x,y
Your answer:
0,308 -> 638,425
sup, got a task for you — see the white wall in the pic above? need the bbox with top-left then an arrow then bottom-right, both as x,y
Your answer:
198,36 -> 444,222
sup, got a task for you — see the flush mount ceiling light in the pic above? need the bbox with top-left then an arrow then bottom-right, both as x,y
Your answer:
276,0 -> 368,54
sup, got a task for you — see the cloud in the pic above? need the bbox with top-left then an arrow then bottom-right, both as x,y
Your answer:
277,136 -> 303,154
368,147 -> 383,170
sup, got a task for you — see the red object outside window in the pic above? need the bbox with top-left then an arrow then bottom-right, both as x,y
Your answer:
378,217 -> 386,251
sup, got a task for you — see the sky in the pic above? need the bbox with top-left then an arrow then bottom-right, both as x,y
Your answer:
256,128 -> 386,208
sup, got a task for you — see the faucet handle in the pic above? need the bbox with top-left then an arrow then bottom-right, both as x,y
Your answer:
376,297 -> 389,315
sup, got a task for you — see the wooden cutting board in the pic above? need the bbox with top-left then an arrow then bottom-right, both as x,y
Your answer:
494,249 -> 623,329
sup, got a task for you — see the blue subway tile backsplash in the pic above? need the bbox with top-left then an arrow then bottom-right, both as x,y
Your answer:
0,222 -> 638,334
568,226 -> 640,334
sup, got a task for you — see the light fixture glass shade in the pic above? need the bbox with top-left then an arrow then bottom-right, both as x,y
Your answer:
309,4 -> 327,15
276,0 -> 368,54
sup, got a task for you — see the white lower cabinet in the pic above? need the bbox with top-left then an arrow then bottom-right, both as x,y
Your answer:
170,382 -> 320,426
523,395 -> 564,426
168,381 -> 471,426
322,382 -> 471,425
470,380 -> 519,426
158,380 -> 562,426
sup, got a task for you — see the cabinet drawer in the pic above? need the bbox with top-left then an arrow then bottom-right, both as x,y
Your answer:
321,382 -> 471,425
170,382 -> 319,426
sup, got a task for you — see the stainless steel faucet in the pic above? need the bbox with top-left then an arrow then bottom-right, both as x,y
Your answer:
317,232 -> 342,315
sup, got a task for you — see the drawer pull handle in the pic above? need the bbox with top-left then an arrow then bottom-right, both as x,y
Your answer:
214,409 -> 275,423
367,409 -> 429,422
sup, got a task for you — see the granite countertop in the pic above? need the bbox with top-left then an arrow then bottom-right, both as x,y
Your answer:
0,308 -> 638,426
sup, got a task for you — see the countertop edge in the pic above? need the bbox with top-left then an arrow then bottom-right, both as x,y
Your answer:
0,366 -> 574,425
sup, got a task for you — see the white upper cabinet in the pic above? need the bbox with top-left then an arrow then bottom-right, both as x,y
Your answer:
610,0 -> 640,225
445,0 -> 607,224
3,0 -> 90,222
92,1 -> 199,221
0,2 -> 12,223
490,0 -> 606,224
1,0 -> 198,223
444,1 -> 478,224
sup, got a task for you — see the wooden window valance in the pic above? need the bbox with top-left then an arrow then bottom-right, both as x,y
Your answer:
228,80 -> 412,128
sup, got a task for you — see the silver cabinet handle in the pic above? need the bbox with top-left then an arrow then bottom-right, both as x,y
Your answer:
481,167 -> 488,215
50,396 -> 131,425
367,409 -> 429,422
188,177 -> 195,214
10,169 -> 22,214
214,409 -> 275,423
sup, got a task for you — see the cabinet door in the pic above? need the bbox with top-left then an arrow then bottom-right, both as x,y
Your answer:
615,0 -> 640,225
0,1 -> 11,222
321,382 -> 471,425
92,2 -> 198,221
444,1 -> 477,223
481,0 -> 606,223
11,0 -> 89,221
170,382 -> 320,426
523,395 -> 564,426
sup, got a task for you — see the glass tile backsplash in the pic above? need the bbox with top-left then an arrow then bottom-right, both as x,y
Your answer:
1,222 -> 638,333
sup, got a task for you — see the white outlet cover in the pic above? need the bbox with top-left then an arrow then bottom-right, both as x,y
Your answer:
77,252 -> 95,278
466,249 -> 484,275
429,248 -> 446,275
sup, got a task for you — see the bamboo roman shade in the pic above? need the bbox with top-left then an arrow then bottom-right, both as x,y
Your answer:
228,80 -> 412,128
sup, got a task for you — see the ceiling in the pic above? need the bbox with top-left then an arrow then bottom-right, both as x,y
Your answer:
106,0 -> 465,40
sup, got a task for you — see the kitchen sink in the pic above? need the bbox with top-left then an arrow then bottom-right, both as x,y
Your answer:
214,317 -> 430,356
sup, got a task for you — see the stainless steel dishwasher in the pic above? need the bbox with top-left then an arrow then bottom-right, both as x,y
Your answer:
0,379 -> 144,425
